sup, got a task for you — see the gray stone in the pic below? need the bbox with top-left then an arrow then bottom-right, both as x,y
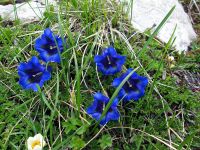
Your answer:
0,0 -> 56,23
120,0 -> 197,52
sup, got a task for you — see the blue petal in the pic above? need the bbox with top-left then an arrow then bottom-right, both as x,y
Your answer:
18,56 -> 42,77
92,113 -> 107,125
100,118 -> 107,125
57,37 -> 66,50
86,100 -> 98,114
129,73 -> 139,81
106,110 -> 120,121
111,98 -> 119,107
117,56 -> 126,66
39,52 -> 49,62
118,89 -> 126,100
39,71 -> 51,87
39,52 -> 61,63
96,63 -> 107,75
35,38 -> 48,52
28,83 -> 39,92
137,76 -> 148,87
87,105 -> 96,114
18,63 -> 29,77
126,90 -> 144,101
49,54 -> 61,63
126,68 -> 134,74
30,56 -> 40,65
94,92 -> 109,103
112,77 -> 123,87
94,55 -> 104,63
107,46 -> 117,55
91,112 -> 101,121
34,28 -> 65,63
19,76 -> 39,92
19,76 -> 29,88
104,67 -> 117,75
44,28 -> 55,41
102,48 -> 109,55
38,49 -> 61,63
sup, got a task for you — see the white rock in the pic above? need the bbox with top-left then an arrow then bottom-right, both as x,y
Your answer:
0,0 -> 56,23
120,0 -> 197,52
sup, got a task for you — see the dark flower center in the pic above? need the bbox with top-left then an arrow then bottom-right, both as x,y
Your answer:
101,55 -> 118,69
96,101 -> 113,114
41,35 -> 62,56
96,101 -> 104,113
41,43 -> 61,56
25,69 -> 43,83
123,79 -> 139,93
29,72 -> 43,83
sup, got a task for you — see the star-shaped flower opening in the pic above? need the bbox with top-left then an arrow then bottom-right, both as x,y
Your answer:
94,46 -> 126,75
35,28 -> 66,63
18,56 -> 52,92
86,92 -> 120,125
112,69 -> 148,102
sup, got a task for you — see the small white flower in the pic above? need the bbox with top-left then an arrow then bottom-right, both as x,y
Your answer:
170,64 -> 175,68
27,133 -> 46,150
167,56 -> 175,62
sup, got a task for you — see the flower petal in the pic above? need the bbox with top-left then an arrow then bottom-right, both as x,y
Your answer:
30,56 -> 40,66
34,28 -> 65,63
86,100 -> 98,114
95,46 -> 126,75
91,112 -> 101,121
33,145 -> 42,150
111,98 -> 119,107
27,137 -> 34,150
113,69 -> 148,102
106,110 -> 120,121
112,77 -> 123,87
44,28 -> 55,41
94,55 -> 104,63
107,46 -> 117,55
126,90 -> 144,101
18,57 -> 51,92
117,55 -> 126,66
118,89 -> 127,100
94,92 -> 109,102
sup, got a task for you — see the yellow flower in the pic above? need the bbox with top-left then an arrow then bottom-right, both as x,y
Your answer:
27,133 -> 46,150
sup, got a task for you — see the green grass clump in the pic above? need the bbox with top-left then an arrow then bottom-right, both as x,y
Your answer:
0,0 -> 199,149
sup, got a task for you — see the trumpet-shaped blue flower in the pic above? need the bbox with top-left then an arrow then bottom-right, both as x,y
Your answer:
94,46 -> 126,75
35,28 -> 65,63
112,69 -> 148,102
18,56 -> 52,92
87,92 -> 120,125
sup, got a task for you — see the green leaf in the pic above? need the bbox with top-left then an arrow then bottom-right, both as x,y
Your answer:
70,118 -> 82,126
98,134 -> 112,150
63,118 -> 84,134
69,136 -> 85,150
63,122 -> 77,134
76,125 -> 88,135
71,0 -> 78,8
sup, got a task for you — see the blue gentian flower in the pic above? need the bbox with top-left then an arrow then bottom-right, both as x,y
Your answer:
87,92 -> 120,125
18,56 -> 52,92
112,69 -> 148,102
35,28 -> 65,63
94,46 -> 126,75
